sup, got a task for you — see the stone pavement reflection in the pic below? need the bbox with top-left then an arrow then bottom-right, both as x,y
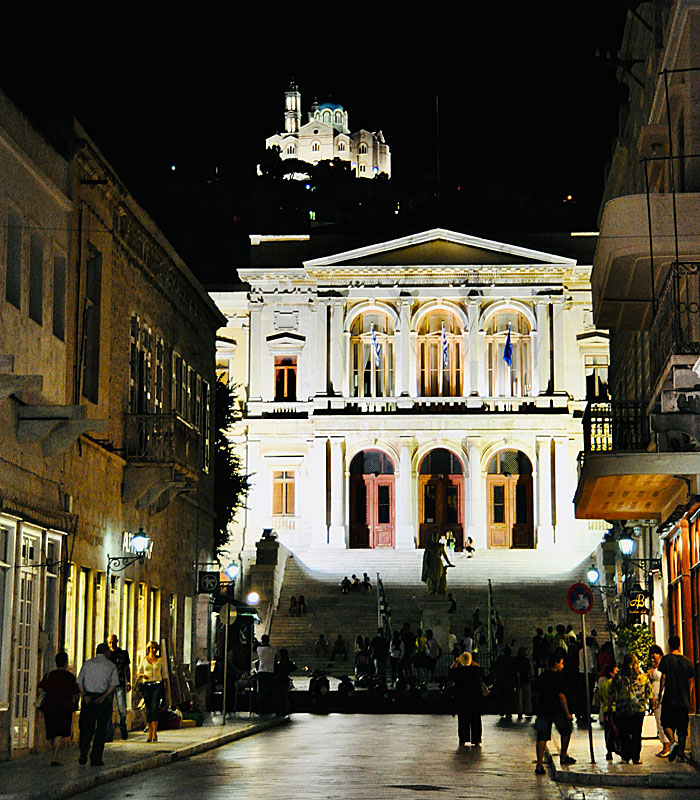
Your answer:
68,715 -> 700,800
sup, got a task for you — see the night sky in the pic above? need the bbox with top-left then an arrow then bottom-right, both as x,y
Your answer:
3,4 -> 629,276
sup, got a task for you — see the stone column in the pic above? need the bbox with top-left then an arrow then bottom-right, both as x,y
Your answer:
314,298 -> 329,397
465,437 -> 485,550
248,295 -> 263,401
552,299 -> 565,393
536,435 -> 554,549
243,436 -> 263,551
535,301 -> 550,395
553,436 -> 572,548
311,436 -> 328,547
396,298 -> 411,397
468,300 -> 481,395
329,436 -> 346,548
408,332 -> 418,397
396,436 -> 415,549
330,300 -> 344,396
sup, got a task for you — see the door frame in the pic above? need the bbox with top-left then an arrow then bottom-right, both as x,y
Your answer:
486,474 -> 533,549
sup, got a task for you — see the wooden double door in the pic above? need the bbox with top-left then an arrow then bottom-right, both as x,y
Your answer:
487,474 -> 533,548
349,474 -> 395,548
418,474 -> 463,549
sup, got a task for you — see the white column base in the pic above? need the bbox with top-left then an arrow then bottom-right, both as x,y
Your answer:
395,524 -> 415,550
328,524 -> 347,548
536,525 -> 555,549
311,525 -> 328,548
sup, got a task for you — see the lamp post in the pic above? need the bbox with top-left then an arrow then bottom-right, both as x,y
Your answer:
104,528 -> 151,637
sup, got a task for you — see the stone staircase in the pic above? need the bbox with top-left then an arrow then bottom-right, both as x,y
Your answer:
269,547 -> 609,676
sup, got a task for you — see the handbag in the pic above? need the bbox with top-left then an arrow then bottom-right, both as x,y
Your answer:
481,681 -> 491,697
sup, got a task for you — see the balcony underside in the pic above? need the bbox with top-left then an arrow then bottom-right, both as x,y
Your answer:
574,451 -> 700,520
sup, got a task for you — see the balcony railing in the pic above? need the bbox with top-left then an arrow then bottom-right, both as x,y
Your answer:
581,402 -> 650,455
124,413 -> 202,474
650,261 -> 700,391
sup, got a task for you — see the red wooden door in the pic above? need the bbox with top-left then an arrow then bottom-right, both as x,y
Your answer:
349,474 -> 395,548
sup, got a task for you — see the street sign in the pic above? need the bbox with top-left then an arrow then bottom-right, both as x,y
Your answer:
198,570 -> 220,594
628,590 -> 647,615
218,603 -> 237,625
567,582 -> 594,615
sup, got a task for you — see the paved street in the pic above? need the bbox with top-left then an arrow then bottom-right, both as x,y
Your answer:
70,715 -> 700,800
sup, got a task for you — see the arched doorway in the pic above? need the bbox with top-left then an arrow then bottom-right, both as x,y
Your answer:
349,450 -> 395,548
418,449 -> 464,549
486,450 -> 534,548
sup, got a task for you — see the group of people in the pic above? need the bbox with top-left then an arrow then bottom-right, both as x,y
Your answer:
287,594 -> 308,616
253,634 -> 297,715
36,635 -> 169,767
339,573 -> 372,594
533,634 -> 695,773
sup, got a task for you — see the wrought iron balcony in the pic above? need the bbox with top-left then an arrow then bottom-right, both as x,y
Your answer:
581,401 -> 650,460
650,261 -> 700,392
124,413 -> 202,475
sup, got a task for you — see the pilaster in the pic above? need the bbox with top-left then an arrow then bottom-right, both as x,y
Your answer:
536,435 -> 554,549
248,294 -> 263,401
311,436 -> 328,547
330,299 -> 344,396
466,437 -> 485,550
329,436 -> 346,547
396,436 -> 415,548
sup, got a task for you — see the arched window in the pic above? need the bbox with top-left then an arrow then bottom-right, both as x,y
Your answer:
335,111 -> 342,124
359,164 -> 366,173
358,143 -> 368,154
312,141 -> 320,152
350,312 -> 395,398
485,311 -> 531,397
338,141 -> 346,152
286,144 -> 295,155
323,110 -> 331,123
417,311 -> 463,397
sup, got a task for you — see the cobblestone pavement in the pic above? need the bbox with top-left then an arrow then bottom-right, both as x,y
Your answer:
69,715 -> 700,800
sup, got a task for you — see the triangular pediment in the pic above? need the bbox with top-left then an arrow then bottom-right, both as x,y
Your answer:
304,229 -> 577,269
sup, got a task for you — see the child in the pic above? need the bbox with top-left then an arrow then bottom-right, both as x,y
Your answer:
465,537 -> 476,558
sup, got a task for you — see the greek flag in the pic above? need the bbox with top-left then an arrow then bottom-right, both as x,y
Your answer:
441,321 -> 448,368
370,323 -> 381,367
503,323 -> 513,366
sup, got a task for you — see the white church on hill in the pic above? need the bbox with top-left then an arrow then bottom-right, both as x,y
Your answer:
264,80 -> 391,179
212,228 -> 607,559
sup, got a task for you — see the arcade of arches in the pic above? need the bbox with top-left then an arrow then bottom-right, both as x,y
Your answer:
348,447 -> 533,550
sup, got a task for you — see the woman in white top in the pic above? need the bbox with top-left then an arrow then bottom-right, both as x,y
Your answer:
648,644 -> 670,757
136,641 -> 168,742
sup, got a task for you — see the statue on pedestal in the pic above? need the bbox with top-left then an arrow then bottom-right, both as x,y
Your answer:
421,533 -> 454,596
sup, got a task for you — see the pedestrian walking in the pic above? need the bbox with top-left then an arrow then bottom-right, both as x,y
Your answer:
659,634 -> 695,762
37,652 -> 79,766
370,628 -> 389,683
254,634 -> 277,715
608,653 -> 651,764
274,648 -> 296,716
534,653 -> 575,775
106,633 -> 131,741
450,651 -> 483,747
76,643 -> 119,766
648,644 -> 670,757
135,640 -> 169,742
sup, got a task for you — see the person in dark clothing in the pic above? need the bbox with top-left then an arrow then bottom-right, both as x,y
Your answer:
450,651 -> 483,746
370,629 -> 389,683
106,634 -> 131,741
399,623 -> 416,679
659,635 -> 695,762
534,653 -> 575,774
274,649 -> 296,716
532,628 -> 546,674
38,652 -> 79,766
493,647 -> 517,720
515,647 -> 533,719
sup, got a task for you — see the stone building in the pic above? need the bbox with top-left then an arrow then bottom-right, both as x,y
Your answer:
213,227 -> 607,565
265,80 -> 391,179
0,93 -> 223,758
574,0 -> 700,755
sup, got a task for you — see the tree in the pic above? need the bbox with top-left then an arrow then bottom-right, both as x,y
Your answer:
213,379 -> 249,558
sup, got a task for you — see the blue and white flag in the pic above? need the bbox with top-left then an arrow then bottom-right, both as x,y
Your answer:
441,321 -> 449,368
370,323 -> 381,367
503,322 -> 513,366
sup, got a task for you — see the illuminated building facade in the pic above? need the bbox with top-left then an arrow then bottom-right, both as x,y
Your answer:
213,228 -> 607,562
265,80 -> 391,178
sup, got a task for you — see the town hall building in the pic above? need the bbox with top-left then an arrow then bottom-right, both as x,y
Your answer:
264,80 -> 391,179
212,228 -> 607,561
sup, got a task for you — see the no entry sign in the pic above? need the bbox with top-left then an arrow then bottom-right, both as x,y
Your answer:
567,582 -> 594,615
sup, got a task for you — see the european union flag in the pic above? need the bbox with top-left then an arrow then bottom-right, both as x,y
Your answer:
503,323 -> 512,366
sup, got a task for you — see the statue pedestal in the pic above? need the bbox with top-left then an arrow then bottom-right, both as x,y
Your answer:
416,598 -> 452,653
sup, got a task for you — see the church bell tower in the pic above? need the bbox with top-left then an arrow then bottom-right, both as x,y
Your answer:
284,79 -> 301,134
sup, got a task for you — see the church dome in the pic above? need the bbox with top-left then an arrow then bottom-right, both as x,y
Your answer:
318,101 -> 344,111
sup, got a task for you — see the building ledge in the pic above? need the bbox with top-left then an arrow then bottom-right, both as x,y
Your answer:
574,451 -> 699,520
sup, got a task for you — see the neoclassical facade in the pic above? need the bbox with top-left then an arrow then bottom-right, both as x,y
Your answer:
264,80 -> 391,178
212,229 -> 607,558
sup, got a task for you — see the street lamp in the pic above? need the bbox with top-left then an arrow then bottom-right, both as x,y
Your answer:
104,528 -> 151,635
618,535 -> 636,557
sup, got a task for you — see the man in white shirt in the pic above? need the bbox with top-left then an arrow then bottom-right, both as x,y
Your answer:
577,636 -> 596,724
255,634 -> 277,714
77,642 -> 120,766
